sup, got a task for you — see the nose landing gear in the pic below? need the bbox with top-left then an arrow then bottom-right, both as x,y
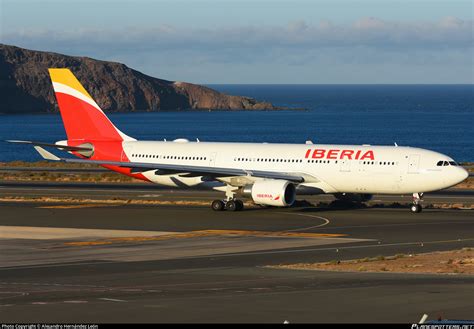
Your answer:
411,193 -> 424,213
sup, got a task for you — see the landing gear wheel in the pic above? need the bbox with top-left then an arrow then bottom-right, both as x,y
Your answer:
226,200 -> 237,211
410,204 -> 422,213
235,199 -> 244,211
211,200 -> 225,211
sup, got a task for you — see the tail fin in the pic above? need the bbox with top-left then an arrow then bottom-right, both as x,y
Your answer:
48,69 -> 135,141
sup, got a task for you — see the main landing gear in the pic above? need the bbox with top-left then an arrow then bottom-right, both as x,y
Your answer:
211,199 -> 244,211
410,192 -> 424,213
211,185 -> 244,211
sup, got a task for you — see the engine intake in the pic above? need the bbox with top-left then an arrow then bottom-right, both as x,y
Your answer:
242,180 -> 296,207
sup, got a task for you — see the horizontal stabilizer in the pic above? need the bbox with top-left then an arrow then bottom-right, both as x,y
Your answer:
6,140 -> 93,152
33,146 -> 60,161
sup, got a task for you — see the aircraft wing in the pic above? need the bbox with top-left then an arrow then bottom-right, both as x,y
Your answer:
32,146 -> 306,183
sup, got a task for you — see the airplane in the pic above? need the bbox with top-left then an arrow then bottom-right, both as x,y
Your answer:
7,69 -> 469,213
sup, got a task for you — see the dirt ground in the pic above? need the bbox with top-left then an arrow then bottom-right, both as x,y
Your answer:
273,249 -> 474,275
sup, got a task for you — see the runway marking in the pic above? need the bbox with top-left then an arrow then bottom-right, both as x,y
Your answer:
278,213 -> 331,232
63,300 -> 88,304
63,229 -> 346,246
0,282 -> 106,288
0,292 -> 29,299
314,221 -> 473,231
2,238 -> 472,271
98,298 -> 126,302
204,238 -> 474,259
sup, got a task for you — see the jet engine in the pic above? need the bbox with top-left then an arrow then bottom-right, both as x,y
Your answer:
334,193 -> 373,203
242,180 -> 296,207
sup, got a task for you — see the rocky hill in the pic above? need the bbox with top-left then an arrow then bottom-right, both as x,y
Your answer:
0,44 -> 281,113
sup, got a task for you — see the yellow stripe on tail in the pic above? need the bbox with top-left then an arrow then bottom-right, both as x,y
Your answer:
48,68 -> 93,101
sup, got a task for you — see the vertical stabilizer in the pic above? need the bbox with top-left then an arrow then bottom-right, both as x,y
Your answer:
48,68 -> 135,141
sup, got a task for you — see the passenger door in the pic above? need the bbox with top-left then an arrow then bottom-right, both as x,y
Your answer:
407,154 -> 420,174
209,152 -> 217,167
340,159 -> 351,172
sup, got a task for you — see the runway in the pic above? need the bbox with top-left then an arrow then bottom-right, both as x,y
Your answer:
1,181 -> 474,205
0,196 -> 473,322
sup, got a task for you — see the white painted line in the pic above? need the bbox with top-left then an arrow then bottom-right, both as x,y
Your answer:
0,238 -> 472,271
204,238 -> 474,259
314,221 -> 473,231
277,212 -> 331,232
98,298 -> 127,302
63,300 -> 88,304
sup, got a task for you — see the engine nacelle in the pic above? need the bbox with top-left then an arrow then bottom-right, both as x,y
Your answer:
242,180 -> 296,207
334,193 -> 373,203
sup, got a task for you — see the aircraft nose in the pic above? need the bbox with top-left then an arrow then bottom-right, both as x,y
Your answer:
443,166 -> 469,189
460,167 -> 469,182
454,167 -> 469,185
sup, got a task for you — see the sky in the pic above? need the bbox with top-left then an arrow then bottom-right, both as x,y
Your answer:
1,0 -> 473,84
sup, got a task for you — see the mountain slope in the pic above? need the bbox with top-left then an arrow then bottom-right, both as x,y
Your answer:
0,44 -> 280,113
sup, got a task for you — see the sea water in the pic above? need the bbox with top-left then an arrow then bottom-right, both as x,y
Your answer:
0,85 -> 472,162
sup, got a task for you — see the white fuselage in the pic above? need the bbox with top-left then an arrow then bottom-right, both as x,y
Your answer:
121,141 -> 468,195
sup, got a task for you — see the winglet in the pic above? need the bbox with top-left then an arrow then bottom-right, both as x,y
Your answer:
34,146 -> 61,161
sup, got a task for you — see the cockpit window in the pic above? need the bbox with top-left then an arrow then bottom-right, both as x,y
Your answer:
437,160 -> 459,167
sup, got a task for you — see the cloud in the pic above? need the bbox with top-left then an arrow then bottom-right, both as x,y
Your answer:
354,17 -> 386,29
3,17 -> 472,51
1,17 -> 472,83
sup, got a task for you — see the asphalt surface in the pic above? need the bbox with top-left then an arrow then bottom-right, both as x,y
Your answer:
1,181 -> 474,205
0,193 -> 473,323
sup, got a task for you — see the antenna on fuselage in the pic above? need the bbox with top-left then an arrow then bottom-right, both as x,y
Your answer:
394,142 -> 398,147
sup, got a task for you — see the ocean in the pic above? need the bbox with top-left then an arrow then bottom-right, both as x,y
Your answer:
0,85 -> 472,162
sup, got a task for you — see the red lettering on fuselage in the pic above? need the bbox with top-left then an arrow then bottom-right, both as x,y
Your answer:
305,149 -> 375,160
311,149 -> 326,159
360,150 -> 375,160
327,149 -> 339,159
340,150 -> 354,159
